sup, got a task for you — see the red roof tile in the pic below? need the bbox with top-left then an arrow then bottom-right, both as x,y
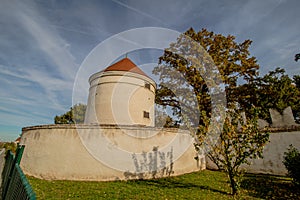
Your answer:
104,58 -> 148,77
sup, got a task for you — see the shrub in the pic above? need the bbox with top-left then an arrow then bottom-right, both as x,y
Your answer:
0,142 -> 17,153
283,144 -> 300,186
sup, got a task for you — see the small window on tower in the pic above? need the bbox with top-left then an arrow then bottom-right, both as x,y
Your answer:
143,111 -> 150,119
145,83 -> 151,90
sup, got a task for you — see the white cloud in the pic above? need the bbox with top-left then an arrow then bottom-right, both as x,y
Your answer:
14,2 -> 78,81
0,1 -> 80,126
0,63 -> 72,111
0,1 -> 107,141
111,0 -> 167,26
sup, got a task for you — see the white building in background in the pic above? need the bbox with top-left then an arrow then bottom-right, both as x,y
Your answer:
84,58 -> 156,126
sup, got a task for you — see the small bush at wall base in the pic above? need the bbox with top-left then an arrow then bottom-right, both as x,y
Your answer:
0,142 -> 17,153
283,144 -> 300,186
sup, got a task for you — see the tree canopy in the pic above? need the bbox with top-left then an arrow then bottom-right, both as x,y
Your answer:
206,108 -> 269,195
153,28 -> 260,128
253,68 -> 300,123
54,103 -> 87,124
295,53 -> 300,62
154,28 -> 300,126
293,75 -> 300,90
153,28 -> 272,195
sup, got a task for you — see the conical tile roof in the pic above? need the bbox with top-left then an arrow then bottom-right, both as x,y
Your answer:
104,58 -> 148,77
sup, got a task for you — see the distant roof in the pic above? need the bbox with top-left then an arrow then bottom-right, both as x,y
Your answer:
103,58 -> 149,77
15,136 -> 21,143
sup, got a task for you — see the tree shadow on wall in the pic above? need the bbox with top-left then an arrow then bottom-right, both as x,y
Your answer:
241,173 -> 300,199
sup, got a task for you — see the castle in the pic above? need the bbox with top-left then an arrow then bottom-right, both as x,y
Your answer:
19,58 -> 203,181
19,58 -> 300,180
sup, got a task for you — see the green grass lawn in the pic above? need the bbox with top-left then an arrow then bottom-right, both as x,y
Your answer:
28,170 -> 299,200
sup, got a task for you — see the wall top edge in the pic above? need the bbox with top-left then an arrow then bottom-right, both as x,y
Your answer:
21,124 -> 183,132
21,124 -> 300,133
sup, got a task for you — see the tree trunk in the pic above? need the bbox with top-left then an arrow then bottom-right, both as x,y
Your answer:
229,171 -> 238,195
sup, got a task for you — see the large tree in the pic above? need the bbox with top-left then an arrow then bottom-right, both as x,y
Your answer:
153,28 -> 262,133
153,28 -> 269,195
153,28 -> 259,126
54,103 -> 87,124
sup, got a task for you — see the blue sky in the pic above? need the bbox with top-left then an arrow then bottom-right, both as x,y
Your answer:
0,0 -> 299,141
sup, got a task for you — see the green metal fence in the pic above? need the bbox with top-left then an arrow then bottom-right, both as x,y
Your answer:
1,145 -> 36,200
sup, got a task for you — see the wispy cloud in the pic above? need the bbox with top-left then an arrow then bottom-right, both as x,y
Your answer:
111,0 -> 168,26
215,0 -> 284,36
0,1 -> 80,140
0,63 -> 72,111
14,1 -> 78,80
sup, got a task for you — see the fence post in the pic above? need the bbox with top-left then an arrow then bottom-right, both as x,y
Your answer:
15,145 -> 25,165
2,150 -> 14,199
2,145 -> 36,200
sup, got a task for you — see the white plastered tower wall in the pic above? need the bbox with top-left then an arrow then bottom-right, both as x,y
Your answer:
84,58 -> 156,126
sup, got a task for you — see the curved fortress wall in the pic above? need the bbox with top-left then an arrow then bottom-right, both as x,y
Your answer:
20,125 -> 205,181
20,125 -> 300,180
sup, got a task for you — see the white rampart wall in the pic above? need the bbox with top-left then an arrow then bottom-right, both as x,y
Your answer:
243,131 -> 300,175
20,125 -> 204,181
206,131 -> 300,176
20,125 -> 300,180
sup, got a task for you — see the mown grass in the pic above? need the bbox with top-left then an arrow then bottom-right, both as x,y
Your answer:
28,170 -> 299,200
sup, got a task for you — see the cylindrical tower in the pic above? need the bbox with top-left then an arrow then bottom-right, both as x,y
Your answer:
84,58 -> 156,126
